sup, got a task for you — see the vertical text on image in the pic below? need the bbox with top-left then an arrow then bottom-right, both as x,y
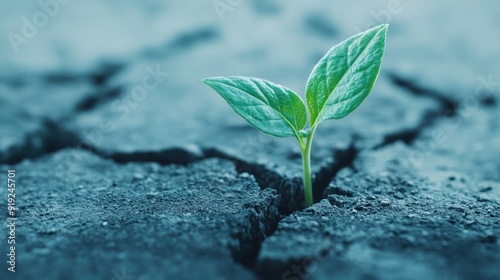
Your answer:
7,170 -> 17,273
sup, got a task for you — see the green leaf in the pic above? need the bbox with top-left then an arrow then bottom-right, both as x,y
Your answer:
306,24 -> 388,126
202,76 -> 307,137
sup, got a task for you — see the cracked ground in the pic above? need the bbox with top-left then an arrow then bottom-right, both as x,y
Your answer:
0,1 -> 499,280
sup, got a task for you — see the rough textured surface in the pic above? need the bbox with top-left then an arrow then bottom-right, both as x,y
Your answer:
0,151 -> 280,280
0,0 -> 499,279
251,86 -> 499,279
256,143 -> 500,280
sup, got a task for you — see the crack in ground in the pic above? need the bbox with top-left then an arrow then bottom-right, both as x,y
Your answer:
388,73 -> 457,114
247,74 -> 489,280
142,27 -> 219,59
90,145 -> 292,274
97,143 -> 360,278
1,112 -> 361,279
1,97 -> 122,165
203,145 -> 358,215
2,25 -> 222,166
314,143 -> 358,202
2,61 -> 125,89
255,73 -> 498,280
1,66 -> 127,165
373,110 -> 440,149
44,61 -> 124,86
2,25 -> 222,165
1,119 -> 89,165
259,74 -> 468,279
374,73 -> 461,149
73,85 -> 123,113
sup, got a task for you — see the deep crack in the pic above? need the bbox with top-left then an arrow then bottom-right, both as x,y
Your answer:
388,73 -> 457,114
375,73 -> 462,149
100,147 -> 204,165
1,67 -> 127,165
142,27 -> 219,58
96,145 -> 291,276
43,61 -> 124,86
2,119 -> 86,165
373,110 -> 439,148
74,143 -> 360,277
73,85 -> 123,113
314,143 -> 358,202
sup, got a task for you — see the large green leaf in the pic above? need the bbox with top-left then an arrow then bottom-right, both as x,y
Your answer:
306,24 -> 388,126
202,76 -> 307,137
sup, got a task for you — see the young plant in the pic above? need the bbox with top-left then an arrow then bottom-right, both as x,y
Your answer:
202,24 -> 388,207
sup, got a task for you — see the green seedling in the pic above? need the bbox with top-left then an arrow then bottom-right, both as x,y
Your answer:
202,24 -> 388,207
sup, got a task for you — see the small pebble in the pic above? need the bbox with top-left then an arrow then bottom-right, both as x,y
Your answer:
464,219 -> 476,225
102,221 -> 108,226
380,199 -> 391,206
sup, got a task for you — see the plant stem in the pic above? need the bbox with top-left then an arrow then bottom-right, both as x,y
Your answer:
301,126 -> 316,208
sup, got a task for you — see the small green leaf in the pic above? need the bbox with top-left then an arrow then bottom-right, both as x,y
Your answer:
306,24 -> 388,126
202,76 -> 307,137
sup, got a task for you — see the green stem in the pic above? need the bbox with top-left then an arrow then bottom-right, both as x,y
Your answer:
300,126 -> 316,208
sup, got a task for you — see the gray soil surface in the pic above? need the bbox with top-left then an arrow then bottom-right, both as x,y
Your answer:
256,143 -> 500,280
0,1 -> 499,279
1,152 -> 280,280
